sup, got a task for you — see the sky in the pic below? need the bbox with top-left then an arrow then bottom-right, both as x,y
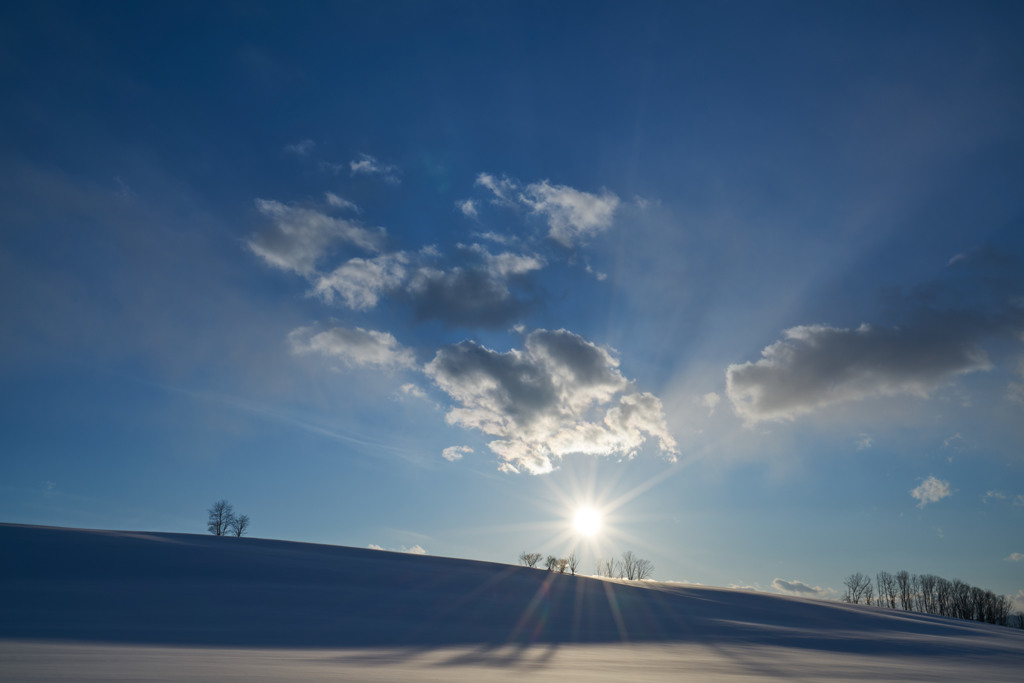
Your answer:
1,1 -> 1022,607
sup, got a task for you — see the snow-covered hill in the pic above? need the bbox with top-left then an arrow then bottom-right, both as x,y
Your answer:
2,523 -> 1022,681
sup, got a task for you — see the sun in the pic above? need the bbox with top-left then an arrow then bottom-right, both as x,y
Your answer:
573,507 -> 602,537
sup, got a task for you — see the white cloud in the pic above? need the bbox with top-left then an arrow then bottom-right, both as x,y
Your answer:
325,192 -> 359,212
284,139 -> 315,156
463,243 -> 545,279
726,323 -> 991,423
475,173 -> 620,247
475,172 -> 518,204
367,544 -> 384,550
701,392 -> 721,416
399,383 -> 427,400
442,445 -> 473,462
771,578 -> 827,597
424,329 -> 677,475
350,153 -> 399,183
457,199 -> 478,218
983,490 -> 1007,502
289,325 -> 415,370
248,199 -> 385,276
856,433 -> 873,450
910,476 -> 952,509
520,180 -> 620,247
404,545 -> 427,555
1006,553 -> 1024,562
313,253 -> 410,309
1015,495 -> 1024,507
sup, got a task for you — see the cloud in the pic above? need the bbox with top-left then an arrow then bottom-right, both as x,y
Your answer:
424,329 -> 678,474
313,253 -> 410,309
350,153 -> 399,183
1006,553 -> 1024,562
1015,495 -> 1024,507
475,173 -> 621,247
856,433 -> 873,450
726,249 -> 1024,423
771,578 -> 827,597
367,544 -> 384,550
726,323 -> 992,423
289,325 -> 415,370
910,476 -> 952,508
442,445 -> 473,462
248,199 -> 385,276
309,245 -> 544,327
475,172 -> 518,205
520,180 -> 620,247
457,199 -> 478,218
284,139 -> 315,156
701,392 -> 720,416
325,192 -> 359,212
983,490 -> 1007,502
398,383 -> 428,400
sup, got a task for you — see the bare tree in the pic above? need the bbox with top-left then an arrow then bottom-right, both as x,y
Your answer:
207,500 -> 235,536
842,572 -> 873,604
519,551 -> 543,568
229,514 -> 250,537
621,551 -> 639,580
556,558 -> 569,574
896,570 -> 914,611
597,557 -> 621,578
634,557 -> 654,581
545,555 -> 559,571
567,551 -> 580,575
876,571 -> 898,609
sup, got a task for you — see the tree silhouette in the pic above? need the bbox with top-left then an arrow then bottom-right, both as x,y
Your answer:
207,500 -> 234,536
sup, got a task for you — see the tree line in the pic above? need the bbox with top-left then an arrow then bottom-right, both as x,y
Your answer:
842,570 -> 1020,628
519,550 -> 654,580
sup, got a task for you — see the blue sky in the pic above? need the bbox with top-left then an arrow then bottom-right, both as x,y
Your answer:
2,1 -> 1023,604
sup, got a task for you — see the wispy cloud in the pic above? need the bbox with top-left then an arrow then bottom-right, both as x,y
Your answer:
350,153 -> 399,183
457,199 -> 478,218
520,180 -> 620,247
425,329 -> 677,474
1006,553 -> 1024,562
856,433 -> 873,450
284,139 -> 315,156
910,476 -> 952,508
289,325 -> 415,370
475,173 -> 621,247
701,392 -> 720,416
325,192 -> 359,212
248,199 -> 385,276
442,445 -> 473,462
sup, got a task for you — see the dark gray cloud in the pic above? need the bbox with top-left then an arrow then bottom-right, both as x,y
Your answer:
727,248 -> 1024,422
312,244 -> 544,328
425,329 -> 677,474
727,323 -> 992,422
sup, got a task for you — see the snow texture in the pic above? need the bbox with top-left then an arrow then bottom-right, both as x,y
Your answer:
1,523 -> 1022,681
